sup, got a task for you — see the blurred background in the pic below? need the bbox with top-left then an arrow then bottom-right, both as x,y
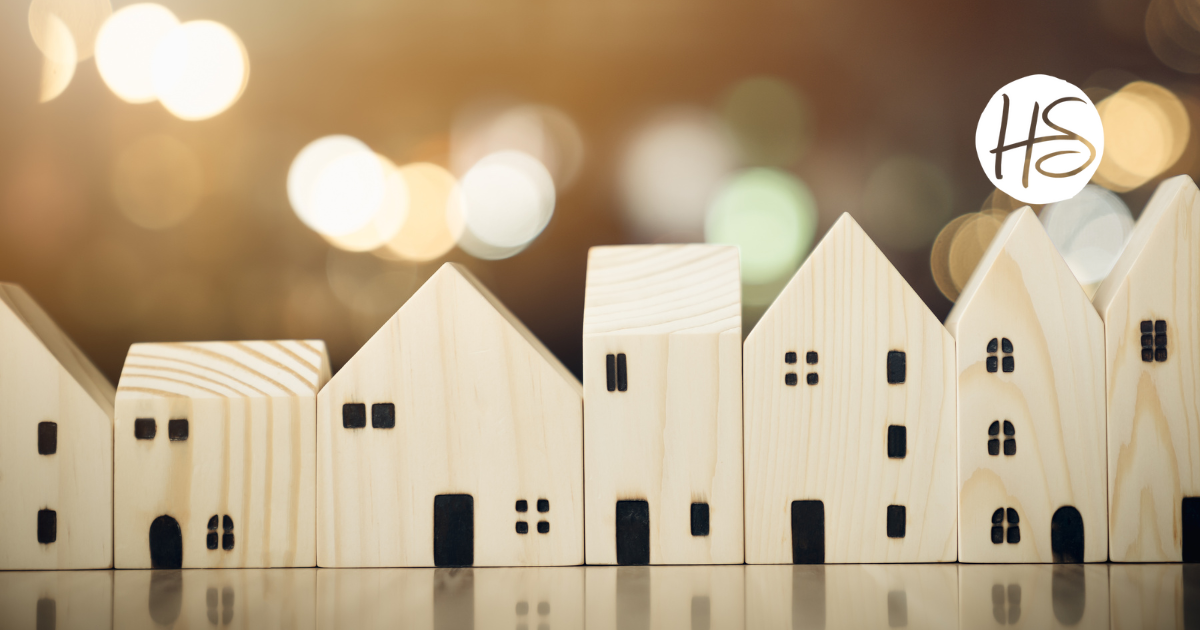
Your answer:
2,0 -> 1198,381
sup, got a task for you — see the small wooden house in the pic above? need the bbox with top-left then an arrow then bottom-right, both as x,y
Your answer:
743,214 -> 958,564
1094,174 -> 1200,562
582,244 -> 744,565
317,263 -> 583,567
114,340 -> 330,568
0,284 -> 114,569
946,207 -> 1107,563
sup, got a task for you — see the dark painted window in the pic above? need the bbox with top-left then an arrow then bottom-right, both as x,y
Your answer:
784,351 -> 796,364
691,503 -> 710,536
1142,320 -> 1168,362
372,403 -> 395,429
886,505 -> 905,538
516,500 -> 527,513
168,419 -> 188,441
516,521 -> 528,534
887,425 -> 906,459
342,403 -> 366,429
222,515 -> 235,550
135,418 -> 156,440
986,338 -> 1014,373
37,509 -> 56,544
991,507 -> 1019,544
537,499 -> 549,513
886,351 -> 906,384
207,515 -> 218,550
537,521 -> 550,533
37,421 -> 56,455
988,420 -> 1015,456
785,373 -> 798,386
606,354 -> 629,392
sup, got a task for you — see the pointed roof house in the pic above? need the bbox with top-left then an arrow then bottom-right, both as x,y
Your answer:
743,214 -> 957,564
0,284 -> 115,569
946,207 -> 1107,563
1094,174 -> 1200,562
317,263 -> 583,567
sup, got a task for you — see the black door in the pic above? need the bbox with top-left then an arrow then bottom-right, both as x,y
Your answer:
433,494 -> 474,567
1050,506 -> 1084,563
616,500 -> 650,565
791,500 -> 825,564
149,515 -> 183,569
1183,497 -> 1200,562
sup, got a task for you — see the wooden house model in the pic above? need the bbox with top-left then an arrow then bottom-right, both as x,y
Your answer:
114,340 -> 330,568
1094,174 -> 1200,562
316,263 -> 583,567
743,213 -> 958,564
946,207 -> 1107,562
0,284 -> 114,569
582,244 -> 744,565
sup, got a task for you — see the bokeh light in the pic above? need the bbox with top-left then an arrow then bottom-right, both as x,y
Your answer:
151,20 -> 249,121
1093,81 -> 1190,192
446,150 -> 555,260
720,76 -> 811,167
383,162 -> 462,262
112,134 -> 203,230
1040,184 -> 1134,287
451,102 -> 584,190
288,135 -> 389,239
28,0 -> 111,63
619,107 -> 737,241
705,168 -> 818,286
95,3 -> 179,104
37,14 -> 76,103
323,155 -> 410,253
1145,0 -> 1200,73
930,210 -> 1005,302
860,155 -> 953,251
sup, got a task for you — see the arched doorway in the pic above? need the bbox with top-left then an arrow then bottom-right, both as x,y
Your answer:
1051,506 -> 1084,563
149,515 -> 183,569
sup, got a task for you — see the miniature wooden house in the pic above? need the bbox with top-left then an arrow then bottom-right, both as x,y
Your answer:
743,213 -> 958,564
582,245 -> 744,565
114,340 -> 330,569
0,284 -> 114,569
316,263 -> 583,568
946,207 -> 1107,563
1094,175 -> 1200,562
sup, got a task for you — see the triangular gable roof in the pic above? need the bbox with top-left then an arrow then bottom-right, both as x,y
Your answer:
945,207 -> 1097,337
0,283 -> 114,417
117,340 -> 330,400
749,212 -> 943,337
333,263 -> 581,396
583,244 -> 740,336
1093,174 -> 1198,315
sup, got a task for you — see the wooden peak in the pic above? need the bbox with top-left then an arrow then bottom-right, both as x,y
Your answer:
583,244 -> 741,336
0,283 -> 114,416
118,340 -> 330,399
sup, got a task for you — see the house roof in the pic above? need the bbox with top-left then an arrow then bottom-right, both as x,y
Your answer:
0,283 -> 115,417
1093,174 -> 1198,315
583,244 -> 741,336
117,340 -> 330,400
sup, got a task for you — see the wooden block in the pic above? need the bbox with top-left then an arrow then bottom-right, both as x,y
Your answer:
0,570 -> 113,629
584,566 -> 746,630
317,263 -> 583,567
0,284 -> 114,569
959,564 -> 1109,629
744,214 -> 957,563
113,568 -> 317,628
583,245 -> 744,565
946,207 -> 1108,562
1093,175 -> 1200,562
1109,564 -> 1193,629
113,340 -> 330,568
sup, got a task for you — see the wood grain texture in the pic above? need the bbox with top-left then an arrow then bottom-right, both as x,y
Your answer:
744,214 -> 957,563
0,284 -> 114,569
1093,175 -> 1200,562
583,245 -> 743,565
0,570 -> 113,629
959,565 -> 1109,629
114,340 -> 330,568
946,207 -> 1108,562
317,263 -> 583,567
1109,564 -> 1189,629
113,568 -> 317,629
584,566 -> 746,630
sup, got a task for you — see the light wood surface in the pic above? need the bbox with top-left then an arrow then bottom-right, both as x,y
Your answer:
946,207 -> 1108,562
744,214 -> 958,563
1109,564 -> 1187,630
582,244 -> 744,565
0,284 -> 114,569
0,570 -> 113,629
317,263 -> 584,567
113,568 -> 317,629
959,564 -> 1109,629
114,340 -> 330,568
585,566 -> 746,630
1093,175 -> 1200,562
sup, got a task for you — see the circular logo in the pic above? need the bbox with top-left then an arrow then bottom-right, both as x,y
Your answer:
975,75 -> 1104,205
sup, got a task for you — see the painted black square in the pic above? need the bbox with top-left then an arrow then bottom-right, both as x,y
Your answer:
168,419 -> 188,441
37,421 -> 56,455
987,338 -> 998,353
887,425 -> 906,459
616,500 -> 650,565
886,505 -> 905,538
785,352 -> 797,364
806,351 -> 818,364
616,354 -> 628,392
207,532 -> 218,549
37,509 -> 56,544
1156,320 -> 1167,333
1001,338 -> 1013,353
1006,526 -> 1020,544
372,403 -> 395,428
988,439 -> 1000,456
806,373 -> 818,385
606,354 -> 616,392
134,418 -> 156,440
516,521 -> 528,534
791,500 -> 824,564
991,526 -> 1003,544
1003,439 -> 1016,456
691,502 -> 710,536
1157,347 -> 1169,362
785,373 -> 797,386
516,500 -> 528,512
1156,334 -> 1167,348
537,521 -> 549,534
1141,320 -> 1153,333
1002,356 -> 1014,372
537,499 -> 549,513
1142,334 -> 1153,348
342,403 -> 366,429
886,351 -> 906,384
986,357 -> 998,372
1183,497 -> 1200,562
434,494 -> 474,567
1143,348 -> 1154,362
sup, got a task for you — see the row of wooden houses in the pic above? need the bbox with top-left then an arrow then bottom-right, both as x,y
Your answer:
0,175 -> 1196,569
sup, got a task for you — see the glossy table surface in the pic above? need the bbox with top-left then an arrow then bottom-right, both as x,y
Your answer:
0,564 -> 1194,629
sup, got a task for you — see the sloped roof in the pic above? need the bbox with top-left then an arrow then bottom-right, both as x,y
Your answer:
117,340 -> 330,399
0,283 -> 114,416
583,244 -> 741,336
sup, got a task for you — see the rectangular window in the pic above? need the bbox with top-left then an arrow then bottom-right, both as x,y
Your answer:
791,500 -> 824,564
887,425 -> 906,459
342,403 -> 366,429
617,354 -> 628,392
690,502 -> 710,536
134,418 -> 156,440
606,354 -> 616,392
168,419 -> 188,441
372,403 -> 395,429
37,509 -> 56,544
887,505 -> 906,538
886,351 -> 906,384
37,421 -> 56,455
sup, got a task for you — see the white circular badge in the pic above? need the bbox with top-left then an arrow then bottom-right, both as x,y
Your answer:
975,74 -> 1104,205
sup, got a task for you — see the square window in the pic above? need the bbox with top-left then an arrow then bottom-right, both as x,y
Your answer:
691,503 -> 710,536
372,403 -> 395,429
37,421 -> 56,455
1002,356 -> 1014,373
991,526 -> 1003,544
1003,439 -> 1016,456
168,419 -> 188,441
1157,347 -> 1169,362
886,351 -> 906,384
785,373 -> 798,386
784,352 -> 797,364
1156,334 -> 1168,348
537,521 -> 549,534
1143,348 -> 1154,362
887,425 -> 906,459
806,351 -> 819,365
1142,334 -> 1153,348
516,500 -> 528,512
342,403 -> 366,429
988,439 -> 1000,456
134,418 -> 156,440
1156,320 -> 1167,333
1141,320 -> 1153,333
886,505 -> 905,538
986,357 -> 998,373
37,509 -> 56,544
516,521 -> 529,534
1006,526 -> 1020,544
806,373 -> 818,385
537,499 -> 549,513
